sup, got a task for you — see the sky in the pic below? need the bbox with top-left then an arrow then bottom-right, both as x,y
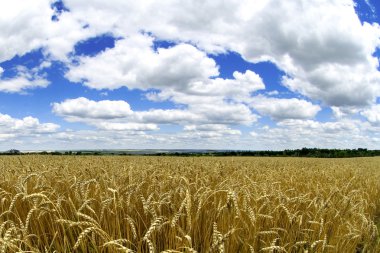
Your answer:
0,0 -> 380,151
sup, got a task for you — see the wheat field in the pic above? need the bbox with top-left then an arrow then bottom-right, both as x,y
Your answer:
0,155 -> 379,252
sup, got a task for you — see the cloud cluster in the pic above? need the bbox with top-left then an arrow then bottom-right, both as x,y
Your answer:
0,0 -> 51,62
0,66 -> 49,93
60,0 -> 380,108
184,124 -> 241,138
3,0 -> 379,106
49,96 -> 380,150
0,0 -> 380,149
250,96 -> 321,120
361,105 -> 380,125
52,96 -> 257,133
2,117 -> 376,151
66,35 -> 218,90
250,119 -> 379,150
0,0 -> 94,62
52,97 -> 133,119
0,113 -> 59,141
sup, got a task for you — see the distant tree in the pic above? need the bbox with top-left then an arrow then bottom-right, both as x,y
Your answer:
7,149 -> 21,155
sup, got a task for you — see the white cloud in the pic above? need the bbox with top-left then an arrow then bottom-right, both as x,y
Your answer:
145,70 -> 265,113
188,103 -> 257,126
282,63 -> 380,106
249,119 -> 379,150
0,133 -> 16,141
361,105 -> 380,125
250,96 -> 321,120
331,106 -> 360,118
184,70 -> 265,101
0,113 -> 60,135
1,0 -> 380,149
0,66 -> 49,93
134,109 -> 202,125
0,0 -> 52,62
20,128 -> 244,150
44,11 -> 97,61
52,97 -> 133,119
0,0 -> 102,63
52,97 -> 259,128
0,77 -> 48,93
66,35 -> 218,90
52,97 -> 161,132
135,104 -> 257,126
60,0 -> 380,108
142,70 -> 263,126
266,90 -> 279,96
2,0 -> 379,108
96,122 -> 158,131
184,124 -> 241,137
277,119 -> 358,134
1,114 -> 378,151
4,118 -> 377,151
233,2 -> 380,107
57,56 -> 264,128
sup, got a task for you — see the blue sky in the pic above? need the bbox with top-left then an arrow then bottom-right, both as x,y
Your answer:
0,0 -> 380,150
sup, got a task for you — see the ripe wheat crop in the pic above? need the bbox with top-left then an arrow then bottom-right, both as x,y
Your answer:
0,155 -> 379,252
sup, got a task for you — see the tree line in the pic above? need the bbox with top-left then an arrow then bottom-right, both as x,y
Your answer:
198,148 -> 380,158
1,148 -> 379,158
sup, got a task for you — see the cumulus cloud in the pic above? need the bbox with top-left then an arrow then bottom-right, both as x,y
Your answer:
331,106 -> 360,118
3,0 -> 380,107
282,63 -> 380,107
361,105 -> 380,125
0,113 -> 59,135
134,109 -> 202,125
16,127 -> 243,150
0,0 -> 52,62
250,96 -> 321,120
145,70 -> 265,110
277,119 -> 359,134
52,97 -> 133,119
4,118 -> 376,151
59,0 -> 380,108
52,97 -> 160,132
235,1 -> 380,107
137,103 -> 258,126
0,77 -> 48,93
96,122 -> 158,131
1,0 -> 380,149
249,119 -> 378,150
184,70 -> 265,101
0,0 -> 95,62
52,97 -> 259,128
57,64 -> 264,128
188,103 -> 257,125
0,66 -> 49,93
66,34 -> 218,90
184,124 -> 241,138
141,69 -> 263,126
